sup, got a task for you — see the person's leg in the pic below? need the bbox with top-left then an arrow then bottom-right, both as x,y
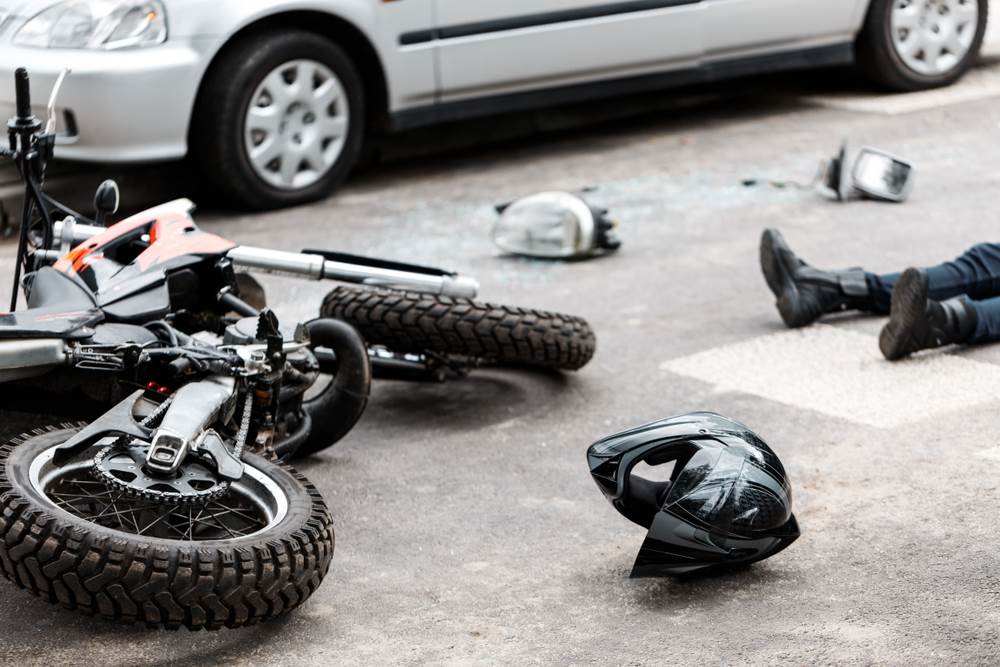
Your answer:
864,273 -> 896,314
868,242 -> 1000,313
966,295 -> 1000,344
760,229 -> 879,328
879,268 -> 977,361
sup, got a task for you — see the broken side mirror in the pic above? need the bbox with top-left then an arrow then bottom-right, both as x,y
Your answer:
821,142 -> 914,203
851,147 -> 914,203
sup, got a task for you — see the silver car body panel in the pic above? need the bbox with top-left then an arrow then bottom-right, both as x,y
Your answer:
431,0 -> 868,103
0,0 -> 870,163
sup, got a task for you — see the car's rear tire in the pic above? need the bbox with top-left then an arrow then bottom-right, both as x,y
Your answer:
857,0 -> 988,91
192,30 -> 366,210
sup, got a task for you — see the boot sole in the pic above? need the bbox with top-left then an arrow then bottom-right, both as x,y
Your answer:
879,268 -> 927,361
760,229 -> 808,328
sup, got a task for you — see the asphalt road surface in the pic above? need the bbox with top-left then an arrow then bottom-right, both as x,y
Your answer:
4,58 -> 1000,665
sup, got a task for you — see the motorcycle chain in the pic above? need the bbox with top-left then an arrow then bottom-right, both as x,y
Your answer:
91,444 -> 230,506
89,392 -> 254,506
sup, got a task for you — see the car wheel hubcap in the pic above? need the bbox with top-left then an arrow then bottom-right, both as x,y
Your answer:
890,0 -> 979,76
244,59 -> 349,191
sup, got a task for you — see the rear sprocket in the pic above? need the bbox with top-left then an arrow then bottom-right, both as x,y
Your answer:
91,441 -> 230,505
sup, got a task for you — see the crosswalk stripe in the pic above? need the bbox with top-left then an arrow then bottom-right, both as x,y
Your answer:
661,324 -> 1000,428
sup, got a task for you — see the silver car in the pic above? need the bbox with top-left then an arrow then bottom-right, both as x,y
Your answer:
0,0 -> 988,208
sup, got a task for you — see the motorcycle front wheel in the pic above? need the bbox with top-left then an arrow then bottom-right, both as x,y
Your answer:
320,286 -> 596,371
0,424 -> 335,630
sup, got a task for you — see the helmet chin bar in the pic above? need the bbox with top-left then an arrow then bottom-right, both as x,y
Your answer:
588,412 -> 800,577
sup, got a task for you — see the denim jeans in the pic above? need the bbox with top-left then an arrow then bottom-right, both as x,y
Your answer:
865,243 -> 1000,344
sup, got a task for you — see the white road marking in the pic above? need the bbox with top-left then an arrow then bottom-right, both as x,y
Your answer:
660,324 -> 1000,428
976,446 -> 1000,462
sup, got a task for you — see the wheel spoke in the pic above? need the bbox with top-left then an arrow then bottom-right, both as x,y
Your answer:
295,61 -> 315,98
247,105 -> 281,133
903,29 -> 926,57
318,116 -> 347,140
313,79 -> 340,107
206,504 -> 262,524
250,137 -> 283,168
952,2 -> 978,22
894,7 -> 921,30
303,141 -> 328,171
924,39 -> 945,68
37,446 -> 276,542
279,153 -> 300,185
191,512 -> 240,539
136,507 -> 175,536
262,69 -> 294,106
944,28 -> 966,54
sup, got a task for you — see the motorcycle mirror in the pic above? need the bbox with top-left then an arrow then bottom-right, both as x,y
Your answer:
491,190 -> 621,259
93,179 -> 120,226
44,67 -> 71,135
820,141 -> 913,203
851,147 -> 914,203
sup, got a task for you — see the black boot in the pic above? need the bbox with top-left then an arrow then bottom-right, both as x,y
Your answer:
760,228 -> 872,328
879,268 -> 977,361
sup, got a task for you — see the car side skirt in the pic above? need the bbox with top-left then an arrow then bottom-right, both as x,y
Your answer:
389,42 -> 853,131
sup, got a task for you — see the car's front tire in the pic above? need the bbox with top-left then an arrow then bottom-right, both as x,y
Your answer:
193,30 -> 366,210
857,0 -> 989,91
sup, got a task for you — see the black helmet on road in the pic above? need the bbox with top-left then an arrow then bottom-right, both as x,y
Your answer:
588,412 -> 799,577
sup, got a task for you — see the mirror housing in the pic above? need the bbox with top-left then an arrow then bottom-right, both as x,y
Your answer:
820,142 -> 914,203
851,147 -> 914,203
93,179 -> 120,226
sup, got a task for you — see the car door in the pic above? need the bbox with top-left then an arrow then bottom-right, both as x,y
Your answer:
427,1 -> 705,103
702,0 -> 868,59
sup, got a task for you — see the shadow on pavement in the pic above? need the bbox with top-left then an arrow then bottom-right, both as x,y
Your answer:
1,597 -> 303,667
363,369 -> 571,432
3,64 -> 886,223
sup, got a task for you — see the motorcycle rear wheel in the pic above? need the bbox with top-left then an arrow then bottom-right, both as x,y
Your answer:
320,286 -> 596,371
0,424 -> 334,630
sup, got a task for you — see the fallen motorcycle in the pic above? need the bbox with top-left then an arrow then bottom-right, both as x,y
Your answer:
0,68 -> 388,629
0,68 -> 595,629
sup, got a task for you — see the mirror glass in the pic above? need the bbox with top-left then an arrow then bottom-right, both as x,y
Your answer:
853,150 -> 913,201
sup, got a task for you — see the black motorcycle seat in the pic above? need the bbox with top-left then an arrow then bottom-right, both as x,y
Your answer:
0,268 -> 102,339
25,267 -> 97,310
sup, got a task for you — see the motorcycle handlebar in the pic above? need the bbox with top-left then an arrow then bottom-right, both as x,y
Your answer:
48,220 -> 480,299
227,245 -> 480,299
14,68 -> 31,121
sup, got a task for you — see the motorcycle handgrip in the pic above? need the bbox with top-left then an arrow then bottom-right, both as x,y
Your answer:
14,68 -> 31,121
